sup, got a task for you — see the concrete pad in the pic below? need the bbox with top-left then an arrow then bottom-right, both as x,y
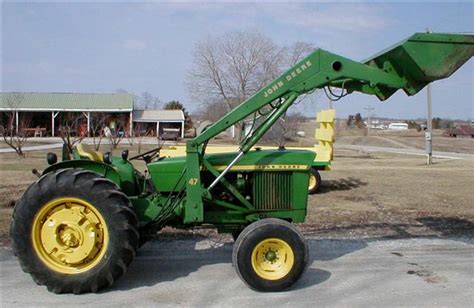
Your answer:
1,237 -> 473,307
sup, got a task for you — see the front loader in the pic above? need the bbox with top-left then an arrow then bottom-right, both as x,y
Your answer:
10,33 -> 473,294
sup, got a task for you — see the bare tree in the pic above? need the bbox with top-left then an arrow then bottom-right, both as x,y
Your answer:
197,99 -> 230,123
274,42 -> 316,144
133,122 -> 145,154
125,121 -> 137,147
105,116 -> 127,151
116,89 -> 161,110
133,92 -> 161,110
108,131 -> 123,151
90,113 -> 109,151
2,117 -> 30,157
187,30 -> 316,142
188,31 -> 285,107
126,131 -> 135,147
187,31 -> 287,139
284,42 -> 316,66
257,114 -> 303,147
1,93 -> 29,157
58,113 -> 86,158
283,41 -> 322,112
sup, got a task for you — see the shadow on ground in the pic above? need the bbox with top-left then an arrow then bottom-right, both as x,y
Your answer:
416,217 -> 474,237
318,177 -> 368,194
106,215 -> 473,293
108,235 -> 354,293
303,216 -> 474,244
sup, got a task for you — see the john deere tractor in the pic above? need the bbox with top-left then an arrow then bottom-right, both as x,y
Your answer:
10,33 -> 473,294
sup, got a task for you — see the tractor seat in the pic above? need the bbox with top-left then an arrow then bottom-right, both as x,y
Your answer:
75,144 -> 103,162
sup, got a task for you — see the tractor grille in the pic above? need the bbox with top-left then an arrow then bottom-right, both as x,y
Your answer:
253,172 -> 292,211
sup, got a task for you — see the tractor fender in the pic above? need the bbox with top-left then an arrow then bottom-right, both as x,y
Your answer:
42,160 -> 131,194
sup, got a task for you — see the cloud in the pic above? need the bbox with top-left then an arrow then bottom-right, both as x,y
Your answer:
265,3 -> 392,33
123,39 -> 147,51
136,2 -> 392,34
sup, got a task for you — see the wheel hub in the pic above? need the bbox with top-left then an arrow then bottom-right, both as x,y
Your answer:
32,197 -> 108,273
58,226 -> 81,248
264,250 -> 277,262
251,238 -> 295,280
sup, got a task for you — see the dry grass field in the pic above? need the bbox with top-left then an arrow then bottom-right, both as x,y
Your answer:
302,151 -> 474,238
298,120 -> 474,154
1,133 -> 473,245
336,130 -> 474,154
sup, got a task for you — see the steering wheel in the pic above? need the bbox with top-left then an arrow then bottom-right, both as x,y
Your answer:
129,146 -> 162,163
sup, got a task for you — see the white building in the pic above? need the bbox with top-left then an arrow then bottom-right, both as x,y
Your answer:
132,109 -> 185,139
388,122 -> 408,130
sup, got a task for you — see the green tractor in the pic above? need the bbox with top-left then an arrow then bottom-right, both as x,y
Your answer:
10,33 -> 473,294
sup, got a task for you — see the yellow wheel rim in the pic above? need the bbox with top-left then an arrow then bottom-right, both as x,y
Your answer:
251,238 -> 295,280
31,197 -> 109,274
308,173 -> 317,190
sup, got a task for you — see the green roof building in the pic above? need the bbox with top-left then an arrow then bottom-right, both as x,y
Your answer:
0,92 -> 134,137
0,92 -> 185,138
0,92 -> 133,111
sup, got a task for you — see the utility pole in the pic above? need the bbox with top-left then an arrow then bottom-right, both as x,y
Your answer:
426,82 -> 433,165
364,106 -> 374,135
425,28 -> 433,165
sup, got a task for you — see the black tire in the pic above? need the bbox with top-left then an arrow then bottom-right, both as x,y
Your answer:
231,228 -> 244,241
232,218 -> 308,292
138,235 -> 149,248
138,230 -> 155,248
308,168 -> 321,194
231,231 -> 240,242
10,168 -> 139,294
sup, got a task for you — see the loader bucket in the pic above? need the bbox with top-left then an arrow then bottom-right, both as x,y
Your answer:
363,32 -> 474,100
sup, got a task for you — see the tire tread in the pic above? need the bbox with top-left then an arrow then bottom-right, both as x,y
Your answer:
10,168 -> 139,294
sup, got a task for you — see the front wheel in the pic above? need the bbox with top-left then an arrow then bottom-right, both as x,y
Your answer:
10,169 -> 139,294
308,168 -> 321,194
232,218 -> 308,291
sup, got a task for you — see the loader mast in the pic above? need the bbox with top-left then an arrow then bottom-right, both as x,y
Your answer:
183,32 -> 473,223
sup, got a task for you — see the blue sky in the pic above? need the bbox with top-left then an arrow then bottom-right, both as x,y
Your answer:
2,1 -> 473,120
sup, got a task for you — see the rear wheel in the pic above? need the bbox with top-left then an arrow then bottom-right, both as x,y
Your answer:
308,168 -> 321,194
10,169 -> 139,294
232,218 -> 308,291
231,227 -> 245,241
138,234 -> 150,248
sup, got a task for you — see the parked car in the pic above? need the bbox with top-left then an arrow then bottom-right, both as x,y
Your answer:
160,128 -> 180,140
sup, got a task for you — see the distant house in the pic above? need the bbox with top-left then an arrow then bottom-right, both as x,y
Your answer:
444,125 -> 474,138
388,122 -> 408,130
132,109 -> 185,139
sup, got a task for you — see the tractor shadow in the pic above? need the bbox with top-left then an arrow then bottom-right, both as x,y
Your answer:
318,177 -> 368,194
108,216 -> 473,293
112,239 -> 233,291
109,234 -> 233,292
108,234 -> 366,293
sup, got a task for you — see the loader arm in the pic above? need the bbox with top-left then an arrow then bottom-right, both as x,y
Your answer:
183,32 -> 473,223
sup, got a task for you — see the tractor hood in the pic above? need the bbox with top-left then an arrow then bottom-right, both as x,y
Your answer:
148,148 -> 316,192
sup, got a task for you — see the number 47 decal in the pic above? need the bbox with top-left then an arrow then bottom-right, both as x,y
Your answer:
188,178 -> 198,186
